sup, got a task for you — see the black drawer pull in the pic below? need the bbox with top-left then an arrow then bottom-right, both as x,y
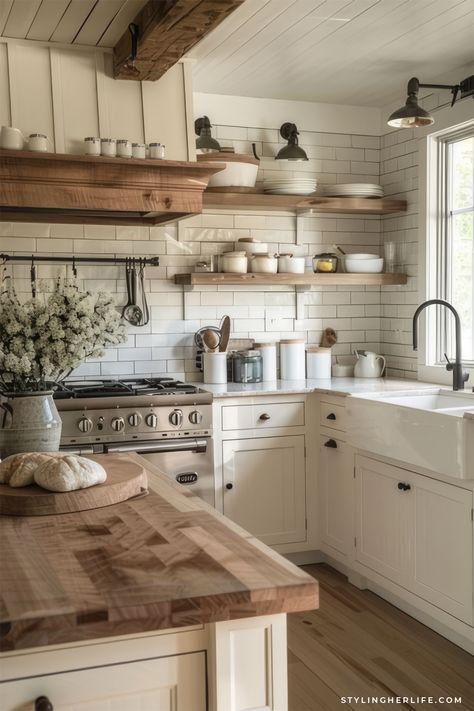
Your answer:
225,482 -> 233,490
397,482 -> 411,491
324,439 -> 338,449
259,413 -> 271,421
35,697 -> 54,711
326,413 -> 336,420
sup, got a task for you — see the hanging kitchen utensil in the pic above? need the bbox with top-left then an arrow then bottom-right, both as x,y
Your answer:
121,258 -> 133,319
30,256 -> 37,298
219,315 -> 231,352
122,259 -> 142,325
138,258 -> 150,326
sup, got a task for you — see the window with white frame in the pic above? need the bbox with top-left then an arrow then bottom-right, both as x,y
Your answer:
433,127 -> 474,366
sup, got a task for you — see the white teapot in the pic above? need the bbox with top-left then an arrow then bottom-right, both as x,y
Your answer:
354,350 -> 386,378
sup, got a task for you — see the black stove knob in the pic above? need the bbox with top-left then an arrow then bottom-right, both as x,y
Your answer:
169,409 -> 183,427
189,410 -> 202,425
77,417 -> 93,433
111,417 -> 125,432
145,413 -> 158,428
128,412 -> 142,427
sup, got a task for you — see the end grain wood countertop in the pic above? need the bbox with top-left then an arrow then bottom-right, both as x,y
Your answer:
0,453 -> 318,652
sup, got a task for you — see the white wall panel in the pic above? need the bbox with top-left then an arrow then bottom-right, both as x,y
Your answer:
142,63 -> 189,160
98,52 -> 144,143
26,0 -> 70,41
0,40 -> 10,126
8,42 -> 54,145
50,47 -> 99,153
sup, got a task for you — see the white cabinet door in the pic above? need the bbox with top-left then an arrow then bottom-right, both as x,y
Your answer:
1,652 -> 206,711
355,456 -> 411,588
412,475 -> 473,625
222,435 -> 306,546
319,435 -> 353,557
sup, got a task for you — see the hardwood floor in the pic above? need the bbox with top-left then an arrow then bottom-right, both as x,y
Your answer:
288,564 -> 473,711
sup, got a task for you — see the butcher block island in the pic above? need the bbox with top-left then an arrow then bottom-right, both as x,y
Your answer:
0,453 -> 318,711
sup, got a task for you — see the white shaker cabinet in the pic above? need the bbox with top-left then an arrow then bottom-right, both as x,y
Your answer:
222,435 -> 306,546
319,434 -> 353,559
354,455 -> 473,626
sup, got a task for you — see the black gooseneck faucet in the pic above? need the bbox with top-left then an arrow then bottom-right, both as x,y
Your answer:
412,299 -> 469,391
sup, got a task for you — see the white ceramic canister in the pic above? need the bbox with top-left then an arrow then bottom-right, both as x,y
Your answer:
203,352 -> 228,384
0,126 -> 24,150
28,133 -> 50,152
149,142 -> 165,159
278,254 -> 305,273
306,346 -> 332,379
117,139 -> 132,158
254,342 -> 277,381
84,137 -> 100,155
279,339 -> 306,380
132,142 -> 146,159
101,138 -> 116,157
249,253 -> 278,274
220,251 -> 248,273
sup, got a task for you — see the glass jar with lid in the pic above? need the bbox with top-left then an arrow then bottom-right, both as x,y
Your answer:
313,253 -> 339,273
231,350 -> 263,383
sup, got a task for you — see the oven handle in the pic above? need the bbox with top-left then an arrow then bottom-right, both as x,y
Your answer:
105,438 -> 208,455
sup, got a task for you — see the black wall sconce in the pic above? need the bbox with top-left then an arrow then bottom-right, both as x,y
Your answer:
195,116 -> 221,152
275,123 -> 308,161
388,75 -> 474,129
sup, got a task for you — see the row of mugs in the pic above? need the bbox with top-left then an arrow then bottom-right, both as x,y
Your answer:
85,137 -> 165,159
1,126 -> 51,152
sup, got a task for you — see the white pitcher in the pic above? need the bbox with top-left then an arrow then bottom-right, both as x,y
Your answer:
354,350 -> 386,378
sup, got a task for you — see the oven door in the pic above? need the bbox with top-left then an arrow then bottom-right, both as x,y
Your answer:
105,438 -> 215,507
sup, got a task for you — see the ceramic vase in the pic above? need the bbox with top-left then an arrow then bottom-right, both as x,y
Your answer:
0,391 -> 62,457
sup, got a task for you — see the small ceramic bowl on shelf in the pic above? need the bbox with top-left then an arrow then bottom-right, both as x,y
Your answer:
249,254 -> 278,274
345,257 -> 384,273
220,251 -> 248,273
278,254 -> 305,273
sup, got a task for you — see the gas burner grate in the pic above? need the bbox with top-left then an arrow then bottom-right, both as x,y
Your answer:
54,377 -> 200,399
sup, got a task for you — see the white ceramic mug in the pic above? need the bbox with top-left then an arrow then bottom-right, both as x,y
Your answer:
203,352 -> 227,384
1,126 -> 24,150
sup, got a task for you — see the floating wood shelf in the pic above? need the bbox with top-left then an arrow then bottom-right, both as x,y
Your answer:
203,192 -> 407,214
0,150 -> 224,226
175,273 -> 408,286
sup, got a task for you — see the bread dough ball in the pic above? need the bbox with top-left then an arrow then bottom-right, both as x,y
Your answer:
34,455 -> 107,492
0,452 -> 63,487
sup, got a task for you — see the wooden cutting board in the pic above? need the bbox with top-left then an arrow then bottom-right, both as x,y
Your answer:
0,454 -> 148,516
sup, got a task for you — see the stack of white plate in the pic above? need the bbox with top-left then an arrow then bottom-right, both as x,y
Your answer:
319,183 -> 383,198
263,178 -> 317,196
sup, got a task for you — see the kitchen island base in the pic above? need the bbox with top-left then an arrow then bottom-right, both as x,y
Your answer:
0,613 -> 288,710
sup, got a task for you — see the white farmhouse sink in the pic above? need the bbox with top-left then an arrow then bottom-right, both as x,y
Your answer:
346,389 -> 474,479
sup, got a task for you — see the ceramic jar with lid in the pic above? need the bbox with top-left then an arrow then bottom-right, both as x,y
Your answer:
306,346 -> 332,379
279,339 -> 306,380
100,138 -> 116,157
220,251 -> 248,273
132,142 -> 146,159
278,254 -> 305,273
117,139 -> 132,158
84,136 -> 100,155
149,142 -> 165,159
249,254 -> 278,274
28,133 -> 49,152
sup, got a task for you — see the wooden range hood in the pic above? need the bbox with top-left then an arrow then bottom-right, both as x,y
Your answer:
0,150 -> 224,226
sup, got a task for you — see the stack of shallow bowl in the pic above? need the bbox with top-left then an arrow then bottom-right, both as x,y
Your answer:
344,253 -> 384,273
319,183 -> 383,198
263,178 -> 317,195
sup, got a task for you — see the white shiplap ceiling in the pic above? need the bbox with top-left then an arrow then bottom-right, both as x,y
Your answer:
189,0 -> 474,107
0,0 -> 147,47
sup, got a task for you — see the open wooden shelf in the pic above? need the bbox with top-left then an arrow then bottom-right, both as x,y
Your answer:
175,272 -> 408,286
203,192 -> 407,214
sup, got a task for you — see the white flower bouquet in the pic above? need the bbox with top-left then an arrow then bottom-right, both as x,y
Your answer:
0,279 -> 127,392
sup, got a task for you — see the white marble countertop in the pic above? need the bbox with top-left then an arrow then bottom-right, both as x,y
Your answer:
195,377 -> 440,398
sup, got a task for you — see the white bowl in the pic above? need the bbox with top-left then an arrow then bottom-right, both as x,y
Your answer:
345,253 -> 380,260
345,257 -> 384,273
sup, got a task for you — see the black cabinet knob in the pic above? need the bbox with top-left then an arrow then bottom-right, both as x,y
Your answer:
324,439 -> 338,449
35,697 -> 54,711
259,413 -> 271,421
225,483 -> 233,490
397,482 -> 411,491
326,413 -> 336,420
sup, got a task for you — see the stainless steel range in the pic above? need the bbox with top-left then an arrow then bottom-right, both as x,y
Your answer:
55,378 -> 214,505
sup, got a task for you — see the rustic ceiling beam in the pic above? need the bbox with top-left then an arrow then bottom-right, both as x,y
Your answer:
113,0 -> 245,81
